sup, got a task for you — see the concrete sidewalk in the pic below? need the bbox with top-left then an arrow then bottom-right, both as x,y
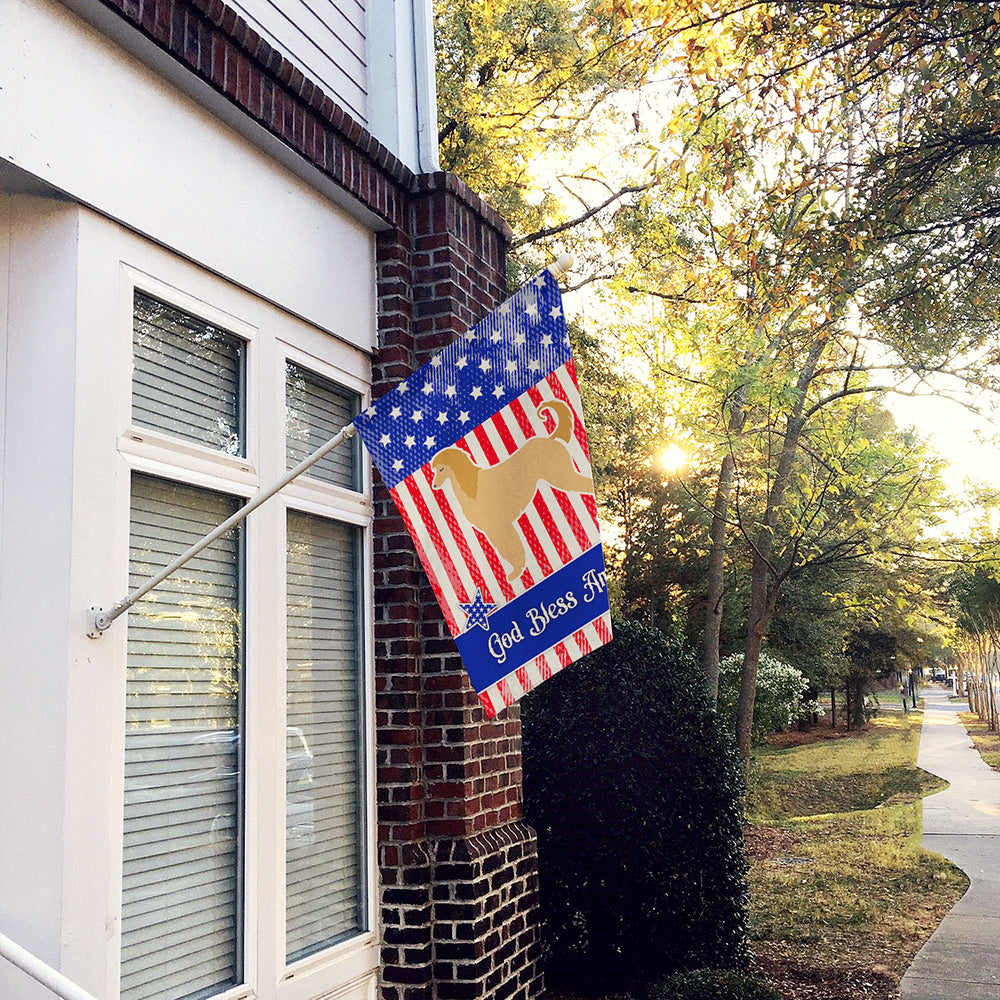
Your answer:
900,688 -> 1000,1000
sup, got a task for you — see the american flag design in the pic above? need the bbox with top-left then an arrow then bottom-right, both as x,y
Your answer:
354,271 -> 612,717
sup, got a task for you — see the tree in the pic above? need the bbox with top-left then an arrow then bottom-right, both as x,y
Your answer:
844,627 -> 896,727
435,0 -> 680,281
950,562 -> 1000,730
435,0 -> 1000,766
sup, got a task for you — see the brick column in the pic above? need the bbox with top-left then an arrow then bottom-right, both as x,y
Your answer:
373,175 -> 543,1000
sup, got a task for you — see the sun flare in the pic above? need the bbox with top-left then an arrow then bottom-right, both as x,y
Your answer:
657,443 -> 689,473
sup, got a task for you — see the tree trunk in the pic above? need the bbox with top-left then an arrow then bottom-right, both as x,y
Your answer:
852,678 -> 867,727
736,551 -> 780,766
735,404 -> 813,768
990,668 -> 998,733
734,340 -> 824,771
702,396 -> 746,708
703,451 -> 737,706
830,688 -> 836,729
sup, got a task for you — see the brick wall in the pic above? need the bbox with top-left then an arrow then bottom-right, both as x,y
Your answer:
373,181 -> 542,1000
96,1 -> 544,994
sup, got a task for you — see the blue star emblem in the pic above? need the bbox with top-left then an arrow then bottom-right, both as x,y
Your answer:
460,589 -> 496,631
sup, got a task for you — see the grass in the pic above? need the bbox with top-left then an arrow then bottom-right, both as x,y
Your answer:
958,712 -> 1000,771
747,713 -> 968,991
544,713 -> 968,1000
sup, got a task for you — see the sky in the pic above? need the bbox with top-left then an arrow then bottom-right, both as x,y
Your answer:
888,390 -> 1000,536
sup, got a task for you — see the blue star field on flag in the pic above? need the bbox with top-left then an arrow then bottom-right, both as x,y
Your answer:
354,272 -> 572,490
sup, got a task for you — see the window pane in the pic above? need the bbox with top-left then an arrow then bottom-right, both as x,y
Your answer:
133,291 -> 245,456
286,362 -> 361,490
122,474 -> 244,1000
286,511 -> 366,962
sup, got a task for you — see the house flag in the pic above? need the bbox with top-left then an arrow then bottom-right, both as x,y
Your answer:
353,270 -> 612,717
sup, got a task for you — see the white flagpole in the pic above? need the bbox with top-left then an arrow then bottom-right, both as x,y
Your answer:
88,423 -> 357,636
87,255 -> 574,637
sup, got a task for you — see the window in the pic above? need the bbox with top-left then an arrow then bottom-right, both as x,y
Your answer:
284,360 -> 368,962
285,512 -> 365,961
122,476 -> 244,1000
286,361 -> 361,490
121,283 -> 372,1000
132,291 -> 245,456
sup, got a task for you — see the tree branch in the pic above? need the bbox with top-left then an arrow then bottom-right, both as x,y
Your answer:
510,182 -> 653,248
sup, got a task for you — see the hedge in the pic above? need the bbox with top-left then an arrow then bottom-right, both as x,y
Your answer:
522,619 -> 750,987
652,969 -> 783,1000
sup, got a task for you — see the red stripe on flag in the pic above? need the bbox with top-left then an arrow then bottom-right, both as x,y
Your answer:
554,642 -> 572,667
402,477 -> 469,603
516,666 -> 533,692
544,371 -> 591,459
533,492 -> 590,566
389,486 -> 462,634
581,494 -> 600,531
532,493 -> 572,565
479,690 -> 497,718
473,423 -> 500,465
509,396 -> 536,439
517,514 -> 553,577
498,678 -> 515,707
488,409 -> 519,455
595,616 -> 613,644
573,628 -> 592,655
535,654 -> 552,680
550,489 -> 592,550
469,527 -> 520,599
564,357 -> 581,390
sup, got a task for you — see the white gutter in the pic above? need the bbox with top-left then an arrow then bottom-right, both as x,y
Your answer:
411,0 -> 441,173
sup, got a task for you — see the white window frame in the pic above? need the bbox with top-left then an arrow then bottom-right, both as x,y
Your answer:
112,252 -> 378,1000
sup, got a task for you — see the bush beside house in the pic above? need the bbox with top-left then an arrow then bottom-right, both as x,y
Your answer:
521,620 -> 750,988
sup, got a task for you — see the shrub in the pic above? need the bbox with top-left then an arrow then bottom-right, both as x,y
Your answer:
522,619 -> 750,988
718,651 -> 808,743
652,969 -> 784,1000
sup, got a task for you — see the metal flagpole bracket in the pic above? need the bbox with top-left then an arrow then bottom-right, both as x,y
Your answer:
87,607 -> 108,639
87,423 -> 357,638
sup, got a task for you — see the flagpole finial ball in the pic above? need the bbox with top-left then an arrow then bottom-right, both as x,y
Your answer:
548,253 -> 575,279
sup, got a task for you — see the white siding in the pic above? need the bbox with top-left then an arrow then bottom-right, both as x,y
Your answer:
224,0 -> 441,173
0,196 -> 78,1000
0,0 -> 377,349
231,0 -> 368,125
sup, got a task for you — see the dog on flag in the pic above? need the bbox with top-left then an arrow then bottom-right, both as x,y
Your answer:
430,399 -> 593,582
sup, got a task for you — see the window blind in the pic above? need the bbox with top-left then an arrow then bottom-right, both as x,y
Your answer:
285,511 -> 366,962
285,362 -> 361,490
122,474 -> 244,1000
133,291 -> 245,456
